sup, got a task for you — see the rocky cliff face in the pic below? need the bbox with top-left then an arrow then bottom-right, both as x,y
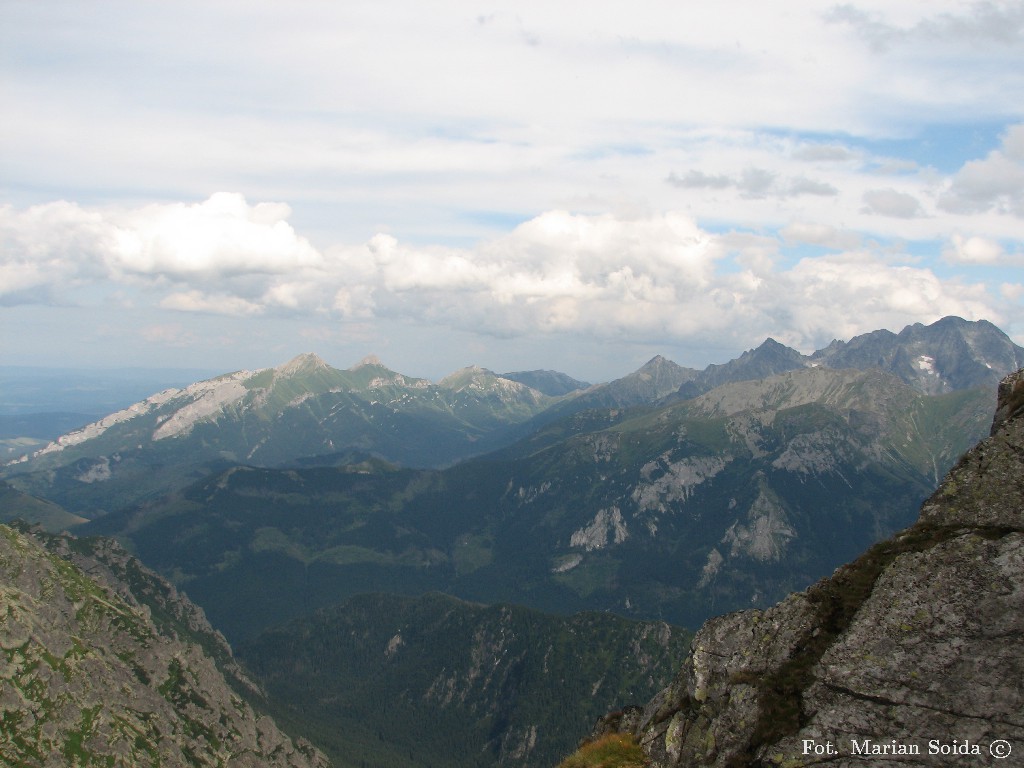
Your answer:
0,523 -> 329,768
608,368 -> 1024,767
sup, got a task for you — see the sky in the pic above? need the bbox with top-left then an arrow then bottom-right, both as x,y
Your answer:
2,1 -> 1023,384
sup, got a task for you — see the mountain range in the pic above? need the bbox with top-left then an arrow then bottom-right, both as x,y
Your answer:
77,364 -> 994,644
1,354 -> 569,515
4,316 -> 1020,521
3,315 -> 1023,767
2,317 -> 1020,636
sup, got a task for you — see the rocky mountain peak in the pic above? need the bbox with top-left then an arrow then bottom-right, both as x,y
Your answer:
439,365 -> 495,389
350,353 -> 386,369
636,355 -> 681,374
675,337 -> 806,398
585,367 -> 1024,767
629,356 -> 695,387
274,352 -> 330,377
810,315 -> 1024,395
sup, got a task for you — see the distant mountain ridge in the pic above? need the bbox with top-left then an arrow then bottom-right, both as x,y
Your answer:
499,369 -> 591,396
1,353 -> 560,514
810,316 -> 1024,391
3,316 -> 1020,522
674,315 -> 1024,401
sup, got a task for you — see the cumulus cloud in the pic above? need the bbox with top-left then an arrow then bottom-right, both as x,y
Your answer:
0,201 -> 111,299
1,194 -> 1013,357
107,192 -> 321,279
0,193 -> 322,303
943,234 -> 1005,264
724,250 -> 999,352
861,188 -> 924,218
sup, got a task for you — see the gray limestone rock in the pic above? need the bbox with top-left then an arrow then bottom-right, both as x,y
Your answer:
612,368 -> 1024,767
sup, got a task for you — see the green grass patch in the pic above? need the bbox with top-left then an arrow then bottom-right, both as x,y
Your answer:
557,733 -> 647,768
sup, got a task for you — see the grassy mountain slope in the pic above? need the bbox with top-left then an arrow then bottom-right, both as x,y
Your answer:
0,522 -> 328,767
0,480 -> 86,531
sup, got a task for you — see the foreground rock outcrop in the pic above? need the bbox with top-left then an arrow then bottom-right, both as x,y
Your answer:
601,369 -> 1024,766
0,523 -> 329,767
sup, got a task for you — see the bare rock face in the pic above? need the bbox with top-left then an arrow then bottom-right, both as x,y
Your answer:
624,369 -> 1024,767
0,524 -> 330,768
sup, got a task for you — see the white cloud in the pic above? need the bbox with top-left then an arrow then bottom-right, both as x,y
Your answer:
781,223 -> 862,250
787,177 -> 839,197
943,234 -> 1006,264
792,144 -> 856,162
938,125 -> 1024,215
160,290 -> 264,316
0,194 -> 323,305
107,193 -> 321,279
0,201 -> 111,299
667,170 -> 733,189
743,251 -> 1000,350
2,191 -> 1016,372
861,188 -> 924,218
3,195 -> 1009,327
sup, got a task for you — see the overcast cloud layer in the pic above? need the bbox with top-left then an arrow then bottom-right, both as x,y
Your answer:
2,1 -> 1023,381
